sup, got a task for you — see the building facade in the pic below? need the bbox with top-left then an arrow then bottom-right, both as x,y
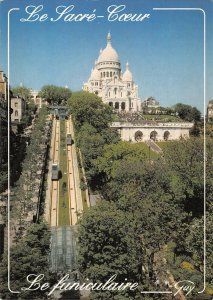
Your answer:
142,97 -> 160,109
83,33 -> 141,112
30,89 -> 42,108
11,95 -> 26,123
0,71 -> 9,165
207,100 -> 213,121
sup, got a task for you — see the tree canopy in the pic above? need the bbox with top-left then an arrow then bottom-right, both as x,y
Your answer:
68,91 -> 120,188
68,90 -> 211,296
68,91 -> 113,131
12,86 -> 31,102
0,223 -> 55,300
77,130 -> 213,297
39,85 -> 72,106
78,201 -> 145,300
174,103 -> 201,122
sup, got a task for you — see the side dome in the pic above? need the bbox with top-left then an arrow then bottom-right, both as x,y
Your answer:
89,67 -> 101,81
122,62 -> 133,82
97,33 -> 120,63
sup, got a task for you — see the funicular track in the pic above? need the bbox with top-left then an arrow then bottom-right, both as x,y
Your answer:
50,118 -> 60,227
49,114 -> 83,276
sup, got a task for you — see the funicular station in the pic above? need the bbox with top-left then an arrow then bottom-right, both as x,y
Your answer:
48,106 -> 69,120
50,226 -> 77,273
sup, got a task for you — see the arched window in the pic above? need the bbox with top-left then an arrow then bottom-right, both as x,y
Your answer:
109,102 -> 113,107
135,131 -> 143,142
164,131 -> 170,141
114,88 -> 117,96
109,92 -> 111,97
115,102 -> 119,110
110,72 -> 112,77
107,72 -> 109,77
103,72 -> 105,77
15,110 -> 18,116
121,102 -> 125,110
150,131 -> 157,141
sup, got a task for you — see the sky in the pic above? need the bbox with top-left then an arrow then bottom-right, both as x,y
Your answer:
0,0 -> 213,113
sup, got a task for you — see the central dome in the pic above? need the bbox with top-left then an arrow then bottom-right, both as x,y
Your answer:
97,33 -> 120,63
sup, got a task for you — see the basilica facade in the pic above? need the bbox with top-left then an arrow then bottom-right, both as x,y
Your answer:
83,33 -> 141,112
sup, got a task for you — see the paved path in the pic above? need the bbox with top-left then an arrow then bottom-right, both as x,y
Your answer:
66,120 -> 77,225
66,117 -> 83,225
69,117 -> 83,214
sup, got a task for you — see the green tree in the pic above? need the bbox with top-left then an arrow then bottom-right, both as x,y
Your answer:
94,141 -> 147,182
12,86 -> 31,102
76,123 -> 120,188
39,85 -> 72,106
0,163 -> 8,193
174,103 -> 201,122
0,223 -> 55,299
68,91 -> 113,131
162,138 -> 212,217
78,200 -> 145,300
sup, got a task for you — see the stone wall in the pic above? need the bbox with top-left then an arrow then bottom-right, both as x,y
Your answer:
110,122 -> 194,142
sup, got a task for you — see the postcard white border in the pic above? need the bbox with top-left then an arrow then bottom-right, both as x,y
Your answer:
6,5 -> 206,296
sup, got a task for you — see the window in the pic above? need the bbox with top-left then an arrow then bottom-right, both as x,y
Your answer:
15,110 -> 18,116
135,131 -> 143,142
15,102 -> 18,107
115,102 -> 119,109
121,102 -> 125,110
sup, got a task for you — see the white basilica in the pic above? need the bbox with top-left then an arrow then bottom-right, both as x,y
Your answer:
83,33 -> 193,142
83,33 -> 141,112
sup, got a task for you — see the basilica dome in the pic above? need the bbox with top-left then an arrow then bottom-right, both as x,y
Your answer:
122,62 -> 133,81
97,33 -> 120,63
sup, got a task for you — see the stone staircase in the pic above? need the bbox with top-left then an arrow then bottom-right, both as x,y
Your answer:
145,139 -> 162,154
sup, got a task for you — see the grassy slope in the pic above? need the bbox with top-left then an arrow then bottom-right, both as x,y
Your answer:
143,114 -> 182,122
58,119 -> 70,226
133,142 -> 159,159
